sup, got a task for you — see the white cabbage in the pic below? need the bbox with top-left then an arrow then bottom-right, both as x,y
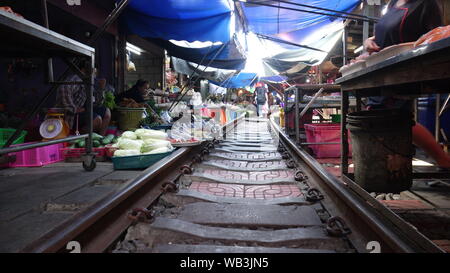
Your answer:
118,139 -> 143,151
141,139 -> 173,153
113,149 -> 140,157
143,146 -> 172,155
121,131 -> 137,140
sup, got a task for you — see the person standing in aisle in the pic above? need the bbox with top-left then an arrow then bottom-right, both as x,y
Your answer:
255,82 -> 268,118
363,0 -> 450,168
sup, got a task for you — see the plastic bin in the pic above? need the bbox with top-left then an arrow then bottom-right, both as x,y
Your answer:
111,151 -> 173,170
0,128 -> 27,147
8,142 -> 64,167
304,124 -> 352,158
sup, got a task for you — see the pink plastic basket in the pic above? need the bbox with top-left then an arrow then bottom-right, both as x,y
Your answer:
304,124 -> 352,158
8,142 -> 65,167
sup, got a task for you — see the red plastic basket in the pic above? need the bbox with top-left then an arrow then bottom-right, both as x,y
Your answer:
8,142 -> 64,167
60,147 -> 106,159
304,124 -> 352,158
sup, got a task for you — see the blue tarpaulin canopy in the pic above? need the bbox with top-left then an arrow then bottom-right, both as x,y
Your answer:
242,0 -> 360,38
120,0 -> 362,87
121,0 -> 233,43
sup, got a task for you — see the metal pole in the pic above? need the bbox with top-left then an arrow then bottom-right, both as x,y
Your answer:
295,88 -> 300,144
41,0 -> 54,83
0,135 -> 88,155
268,0 -> 379,22
435,94 -> 441,142
439,94 -> 450,117
86,53 -> 95,157
362,3 -> 371,44
238,0 -> 378,23
299,88 -> 325,118
341,90 -> 350,176
342,26 -> 348,66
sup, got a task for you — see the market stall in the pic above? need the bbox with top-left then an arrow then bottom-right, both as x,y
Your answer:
0,8 -> 96,171
336,33 -> 450,192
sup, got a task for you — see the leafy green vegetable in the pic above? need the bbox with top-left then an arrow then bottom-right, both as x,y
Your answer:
103,91 -> 116,110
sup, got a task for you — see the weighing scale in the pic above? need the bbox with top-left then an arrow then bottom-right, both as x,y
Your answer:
39,109 -> 70,141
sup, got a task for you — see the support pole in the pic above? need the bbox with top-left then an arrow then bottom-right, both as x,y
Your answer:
341,90 -> 350,176
435,94 -> 441,142
41,0 -> 54,83
342,26 -> 348,66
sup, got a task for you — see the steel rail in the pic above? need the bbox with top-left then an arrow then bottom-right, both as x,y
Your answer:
269,118 -> 444,253
20,116 -> 245,253
20,147 -> 194,253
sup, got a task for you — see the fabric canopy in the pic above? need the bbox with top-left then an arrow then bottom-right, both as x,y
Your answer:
120,0 -> 363,80
242,0 -> 360,37
171,57 -> 235,83
153,38 -> 246,70
121,0 -> 233,43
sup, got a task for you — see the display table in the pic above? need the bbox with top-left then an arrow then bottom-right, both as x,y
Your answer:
336,36 -> 450,181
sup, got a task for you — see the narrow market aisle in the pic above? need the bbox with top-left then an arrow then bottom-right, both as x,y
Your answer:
0,162 -> 141,253
114,119 -> 354,253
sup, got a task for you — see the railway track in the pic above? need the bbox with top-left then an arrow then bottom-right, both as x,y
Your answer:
21,117 -> 445,253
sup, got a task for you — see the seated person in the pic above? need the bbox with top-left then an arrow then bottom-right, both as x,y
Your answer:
93,78 -> 112,135
55,60 -> 104,135
116,79 -> 150,104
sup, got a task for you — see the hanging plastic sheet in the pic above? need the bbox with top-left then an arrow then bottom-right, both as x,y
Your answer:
210,72 -> 258,88
121,0 -> 233,43
262,20 -> 345,75
171,57 -> 236,83
240,0 -> 361,36
152,39 -> 246,70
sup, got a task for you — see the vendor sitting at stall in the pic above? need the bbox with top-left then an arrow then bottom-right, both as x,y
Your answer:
363,0 -> 450,168
115,79 -> 149,104
93,78 -> 112,135
55,60 -> 104,135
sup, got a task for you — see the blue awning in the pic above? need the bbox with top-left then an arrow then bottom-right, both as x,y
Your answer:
119,0 -> 362,76
241,0 -> 360,36
121,0 -> 233,43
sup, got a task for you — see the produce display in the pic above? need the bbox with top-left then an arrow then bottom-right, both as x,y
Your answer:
103,92 -> 116,110
69,133 -> 118,148
111,128 -> 174,157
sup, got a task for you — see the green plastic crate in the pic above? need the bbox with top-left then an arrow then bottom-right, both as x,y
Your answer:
111,151 -> 173,170
0,128 -> 27,147
331,114 -> 341,123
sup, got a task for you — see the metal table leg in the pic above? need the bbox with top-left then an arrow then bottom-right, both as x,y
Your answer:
83,54 -> 96,171
295,88 -> 300,144
341,90 -> 349,176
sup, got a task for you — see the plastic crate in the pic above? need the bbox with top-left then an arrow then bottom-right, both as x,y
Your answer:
8,142 -> 64,167
304,124 -> 352,158
111,151 -> 173,170
0,128 -> 27,147
61,147 -> 106,158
